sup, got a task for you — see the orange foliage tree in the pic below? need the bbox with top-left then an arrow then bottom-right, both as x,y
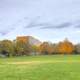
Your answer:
39,42 -> 54,55
14,36 -> 32,56
57,38 -> 74,54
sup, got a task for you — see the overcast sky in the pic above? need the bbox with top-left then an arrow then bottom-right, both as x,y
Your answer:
0,0 -> 80,43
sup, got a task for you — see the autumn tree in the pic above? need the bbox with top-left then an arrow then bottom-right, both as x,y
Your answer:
14,36 -> 32,56
39,42 -> 54,55
57,38 -> 74,54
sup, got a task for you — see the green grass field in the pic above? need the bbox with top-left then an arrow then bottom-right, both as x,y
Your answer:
0,55 -> 80,80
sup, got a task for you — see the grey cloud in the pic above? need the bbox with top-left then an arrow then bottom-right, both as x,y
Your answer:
25,23 -> 49,28
0,27 -> 15,36
40,22 -> 72,29
75,25 -> 80,28
23,16 -> 73,29
24,21 -> 72,29
72,20 -> 80,28
24,16 -> 41,28
0,31 -> 9,36
56,22 -> 72,28
0,16 -> 29,36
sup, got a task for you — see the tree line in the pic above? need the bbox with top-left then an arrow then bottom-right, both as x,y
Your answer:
0,36 -> 80,57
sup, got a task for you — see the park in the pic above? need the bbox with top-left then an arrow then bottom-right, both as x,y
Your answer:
0,55 -> 80,80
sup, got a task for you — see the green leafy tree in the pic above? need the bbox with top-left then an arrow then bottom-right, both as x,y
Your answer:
0,40 -> 14,57
32,45 -> 39,55
75,44 -> 80,54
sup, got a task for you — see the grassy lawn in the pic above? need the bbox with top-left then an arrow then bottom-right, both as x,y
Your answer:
0,55 -> 80,80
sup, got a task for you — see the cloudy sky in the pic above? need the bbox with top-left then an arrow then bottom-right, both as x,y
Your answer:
0,0 -> 80,43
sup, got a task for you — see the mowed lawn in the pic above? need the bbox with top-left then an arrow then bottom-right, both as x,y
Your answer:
0,55 -> 80,80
